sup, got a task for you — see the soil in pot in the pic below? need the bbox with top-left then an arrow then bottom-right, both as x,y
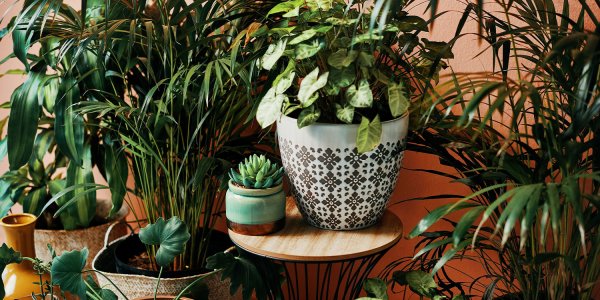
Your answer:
114,230 -> 233,278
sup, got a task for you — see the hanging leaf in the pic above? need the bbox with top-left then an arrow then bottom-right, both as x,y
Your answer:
327,49 -> 359,69
0,244 -> 23,299
139,217 -> 191,267
388,82 -> 409,117
298,67 -> 328,106
58,143 -> 96,230
55,77 -> 84,166
51,248 -> 88,299
297,105 -> 321,128
256,88 -> 287,128
356,115 -> 382,153
295,39 -> 325,60
261,39 -> 287,71
335,103 -> 354,124
104,134 -> 128,217
347,79 -> 373,108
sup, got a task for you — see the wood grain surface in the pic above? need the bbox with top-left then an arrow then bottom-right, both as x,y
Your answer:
229,197 -> 403,262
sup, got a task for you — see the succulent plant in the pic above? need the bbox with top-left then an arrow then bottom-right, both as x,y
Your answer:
229,154 -> 284,189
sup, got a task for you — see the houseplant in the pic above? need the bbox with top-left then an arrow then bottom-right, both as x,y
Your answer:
226,154 -> 286,235
252,0 -> 450,230
0,0 -> 128,266
390,0 -> 600,299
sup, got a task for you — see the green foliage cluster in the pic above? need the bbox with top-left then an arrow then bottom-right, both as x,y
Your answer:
229,155 -> 284,189
0,0 -> 127,230
253,0 -> 451,152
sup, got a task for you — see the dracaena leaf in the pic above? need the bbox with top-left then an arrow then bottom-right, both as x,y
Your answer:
55,77 -> 84,166
139,217 -> 191,268
59,143 -> 96,230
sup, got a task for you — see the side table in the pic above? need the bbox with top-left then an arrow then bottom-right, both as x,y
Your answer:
228,197 -> 403,300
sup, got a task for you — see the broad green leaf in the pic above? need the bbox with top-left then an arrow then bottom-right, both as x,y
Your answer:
85,275 -> 118,300
261,39 -> 287,71
275,70 -> 295,94
358,52 -> 375,67
423,39 -> 454,59
363,278 -> 388,300
22,186 -> 47,216
41,36 -> 60,69
329,67 -> 355,88
267,0 -> 302,16
335,103 -> 354,124
289,29 -> 316,45
139,217 -> 191,267
295,39 -> 325,60
0,244 -> 23,299
256,88 -> 286,128
59,143 -> 96,230
104,135 -> 128,217
388,82 -> 409,117
306,0 -> 332,10
42,76 -> 59,113
327,49 -> 359,69
51,248 -> 88,299
12,21 -> 30,70
55,77 -> 84,166
8,70 -> 44,170
395,16 -> 428,32
347,80 -> 373,108
298,67 -> 328,106
356,115 -> 382,153
393,270 -> 437,296
297,105 -> 321,128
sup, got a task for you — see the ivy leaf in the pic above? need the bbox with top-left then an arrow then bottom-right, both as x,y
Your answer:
51,248 -> 88,299
297,105 -> 321,128
289,29 -> 316,45
335,103 -> 354,124
356,115 -> 382,153
295,39 -> 325,60
346,79 -> 373,108
139,217 -> 191,268
256,88 -> 286,128
327,49 -> 359,69
363,278 -> 388,300
388,82 -> 409,117
298,67 -> 328,106
261,39 -> 287,70
0,244 -> 23,299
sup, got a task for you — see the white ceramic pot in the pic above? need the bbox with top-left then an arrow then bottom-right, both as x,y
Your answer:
277,114 -> 409,230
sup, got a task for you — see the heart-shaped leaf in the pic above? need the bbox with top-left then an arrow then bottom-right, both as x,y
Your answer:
392,270 -> 438,297
329,66 -> 355,88
261,39 -> 287,70
139,217 -> 191,268
335,103 -> 354,124
327,49 -> 358,69
298,67 -> 328,106
297,105 -> 321,128
388,82 -> 409,117
363,278 -> 388,300
294,39 -> 325,60
0,244 -> 23,299
256,88 -> 287,128
356,115 -> 382,153
51,248 -> 88,299
347,79 -> 373,108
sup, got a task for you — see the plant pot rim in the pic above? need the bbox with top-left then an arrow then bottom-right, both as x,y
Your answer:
279,112 -> 409,127
34,205 -> 128,233
0,213 -> 37,227
228,180 -> 283,196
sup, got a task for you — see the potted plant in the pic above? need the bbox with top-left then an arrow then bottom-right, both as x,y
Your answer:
387,0 -> 600,299
0,0 -> 128,267
58,0 -> 278,297
251,0 -> 450,230
226,154 -> 285,235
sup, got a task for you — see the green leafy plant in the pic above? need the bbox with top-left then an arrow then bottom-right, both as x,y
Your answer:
0,0 -> 128,230
229,154 -> 284,189
399,0 -> 600,299
253,0 -> 451,152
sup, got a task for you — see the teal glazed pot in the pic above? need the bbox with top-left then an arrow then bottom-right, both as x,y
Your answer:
226,180 -> 286,235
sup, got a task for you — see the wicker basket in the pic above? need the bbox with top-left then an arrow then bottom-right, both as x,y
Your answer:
92,234 -> 239,300
34,200 -> 129,268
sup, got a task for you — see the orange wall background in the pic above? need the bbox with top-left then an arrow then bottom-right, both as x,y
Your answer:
0,1 -> 598,299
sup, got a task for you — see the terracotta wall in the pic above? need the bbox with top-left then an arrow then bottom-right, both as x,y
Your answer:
0,0 -> 598,299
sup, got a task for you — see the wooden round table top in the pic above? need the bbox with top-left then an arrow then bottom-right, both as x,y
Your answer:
229,197 -> 403,262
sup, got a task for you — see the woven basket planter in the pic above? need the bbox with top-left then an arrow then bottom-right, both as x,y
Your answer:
34,200 -> 129,268
92,234 -> 239,299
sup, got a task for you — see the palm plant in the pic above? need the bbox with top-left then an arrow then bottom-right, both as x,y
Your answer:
70,0 -> 276,272
397,0 -> 600,299
0,0 -> 128,230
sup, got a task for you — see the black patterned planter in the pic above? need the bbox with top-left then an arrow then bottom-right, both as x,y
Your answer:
277,114 -> 408,230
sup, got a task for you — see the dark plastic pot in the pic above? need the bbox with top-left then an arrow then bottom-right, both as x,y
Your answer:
113,230 -> 232,278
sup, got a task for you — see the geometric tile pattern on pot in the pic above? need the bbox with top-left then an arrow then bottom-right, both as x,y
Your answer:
279,137 -> 407,230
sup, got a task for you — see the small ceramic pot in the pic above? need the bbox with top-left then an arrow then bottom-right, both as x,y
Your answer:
226,181 -> 286,235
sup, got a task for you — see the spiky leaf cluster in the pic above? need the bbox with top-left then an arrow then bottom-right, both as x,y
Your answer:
229,155 -> 284,189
